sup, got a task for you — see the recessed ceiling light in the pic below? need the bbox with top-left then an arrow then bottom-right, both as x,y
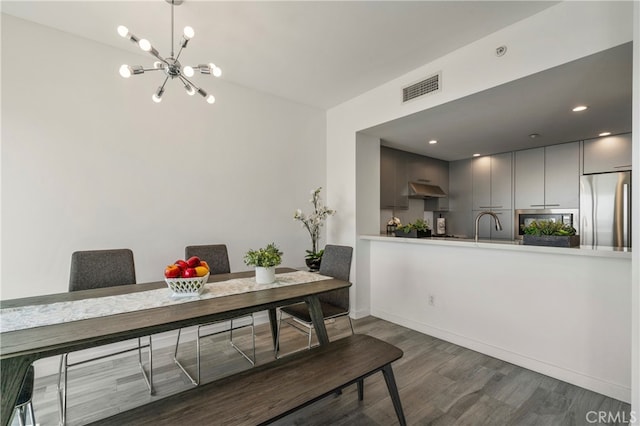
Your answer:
529,133 -> 540,139
473,153 -> 481,157
428,140 -> 438,145
572,105 -> 588,112
599,132 -> 611,137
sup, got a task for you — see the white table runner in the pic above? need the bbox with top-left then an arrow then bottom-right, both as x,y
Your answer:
0,271 -> 331,333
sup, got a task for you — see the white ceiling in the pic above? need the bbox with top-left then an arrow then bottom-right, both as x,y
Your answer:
1,1 -> 557,109
367,42 -> 633,161
2,1 -> 631,162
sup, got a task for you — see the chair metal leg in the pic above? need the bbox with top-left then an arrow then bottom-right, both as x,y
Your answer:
57,353 -> 68,426
17,406 -> 26,426
137,336 -> 154,394
173,328 -> 199,386
27,401 -> 36,426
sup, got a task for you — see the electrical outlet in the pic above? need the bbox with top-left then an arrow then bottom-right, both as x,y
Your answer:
428,295 -> 435,306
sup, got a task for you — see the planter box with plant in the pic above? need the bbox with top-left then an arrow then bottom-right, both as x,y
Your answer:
244,243 -> 283,284
395,219 -> 432,238
521,220 -> 579,247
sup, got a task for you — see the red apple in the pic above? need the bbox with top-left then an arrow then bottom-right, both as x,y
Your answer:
182,267 -> 198,278
175,260 -> 189,270
186,256 -> 201,268
164,264 -> 181,278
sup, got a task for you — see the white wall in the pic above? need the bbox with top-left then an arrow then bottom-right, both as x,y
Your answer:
1,14 -> 327,299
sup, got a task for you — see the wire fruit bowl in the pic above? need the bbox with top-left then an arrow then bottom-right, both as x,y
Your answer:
165,273 -> 209,297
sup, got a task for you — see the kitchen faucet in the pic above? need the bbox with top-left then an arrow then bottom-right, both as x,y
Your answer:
475,211 -> 503,242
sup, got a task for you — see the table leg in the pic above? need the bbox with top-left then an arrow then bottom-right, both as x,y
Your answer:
304,295 -> 329,345
1,355 -> 37,426
268,308 -> 278,350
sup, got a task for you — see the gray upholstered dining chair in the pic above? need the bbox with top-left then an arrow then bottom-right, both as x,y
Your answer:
12,364 -> 36,426
58,249 -> 153,425
275,244 -> 353,357
173,244 -> 255,386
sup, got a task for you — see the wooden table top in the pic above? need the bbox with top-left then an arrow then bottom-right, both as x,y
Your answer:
0,268 -> 350,360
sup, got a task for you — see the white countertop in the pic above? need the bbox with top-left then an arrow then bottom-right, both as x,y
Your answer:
360,234 -> 632,259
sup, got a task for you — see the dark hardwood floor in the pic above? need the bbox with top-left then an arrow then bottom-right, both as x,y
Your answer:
18,316 -> 631,425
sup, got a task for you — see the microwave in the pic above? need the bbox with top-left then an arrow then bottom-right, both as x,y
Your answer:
515,209 -> 579,239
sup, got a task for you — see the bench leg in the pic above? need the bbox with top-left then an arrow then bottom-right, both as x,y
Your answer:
357,379 -> 364,401
381,364 -> 406,426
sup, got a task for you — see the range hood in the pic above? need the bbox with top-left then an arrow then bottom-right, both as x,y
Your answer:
408,181 -> 447,199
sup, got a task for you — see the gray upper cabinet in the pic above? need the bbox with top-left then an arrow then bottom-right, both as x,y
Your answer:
545,142 -> 579,208
514,142 -> 579,209
408,152 -> 450,211
583,133 -> 632,174
380,147 -> 408,210
472,152 -> 512,210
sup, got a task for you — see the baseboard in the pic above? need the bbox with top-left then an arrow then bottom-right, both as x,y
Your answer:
34,311 -> 271,378
371,308 -> 631,403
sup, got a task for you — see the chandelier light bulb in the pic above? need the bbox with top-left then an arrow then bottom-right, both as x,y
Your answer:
117,25 -> 129,38
119,64 -> 132,78
206,95 -> 216,104
138,39 -> 152,52
183,26 -> 195,40
185,85 -> 196,96
153,61 -> 163,69
209,63 -> 222,77
183,66 -> 195,77
152,94 -> 163,103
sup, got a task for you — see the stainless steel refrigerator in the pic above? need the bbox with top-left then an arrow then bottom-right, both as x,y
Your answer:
580,171 -> 632,248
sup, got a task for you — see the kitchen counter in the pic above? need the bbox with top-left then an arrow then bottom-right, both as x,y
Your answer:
359,233 -> 632,402
361,234 -> 631,259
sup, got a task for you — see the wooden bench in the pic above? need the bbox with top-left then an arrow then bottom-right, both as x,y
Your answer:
88,334 -> 406,425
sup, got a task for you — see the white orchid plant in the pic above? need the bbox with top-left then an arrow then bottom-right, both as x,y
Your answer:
294,187 -> 336,259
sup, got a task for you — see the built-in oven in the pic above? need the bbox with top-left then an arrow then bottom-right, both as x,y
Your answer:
515,209 -> 579,239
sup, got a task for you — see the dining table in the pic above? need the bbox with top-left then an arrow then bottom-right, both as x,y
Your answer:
0,267 -> 351,426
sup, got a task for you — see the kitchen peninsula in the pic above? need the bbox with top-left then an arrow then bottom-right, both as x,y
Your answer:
359,234 -> 632,402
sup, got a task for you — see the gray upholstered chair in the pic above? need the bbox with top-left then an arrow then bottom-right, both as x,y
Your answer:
58,249 -> 152,425
276,244 -> 354,357
173,244 -> 255,386
12,365 -> 36,426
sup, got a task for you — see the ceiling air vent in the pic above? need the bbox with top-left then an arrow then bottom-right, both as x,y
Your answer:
402,72 -> 441,103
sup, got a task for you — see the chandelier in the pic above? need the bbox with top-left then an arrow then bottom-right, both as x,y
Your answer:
117,0 -> 221,104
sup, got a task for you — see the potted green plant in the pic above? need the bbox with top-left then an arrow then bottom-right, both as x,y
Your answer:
395,218 -> 432,238
521,220 -> 579,247
244,243 -> 283,284
294,187 -> 335,271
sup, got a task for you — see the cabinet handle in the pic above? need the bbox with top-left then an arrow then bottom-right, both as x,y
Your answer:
479,206 -> 503,209
614,165 -> 632,169
530,204 -> 545,207
479,206 -> 492,209
545,204 -> 560,207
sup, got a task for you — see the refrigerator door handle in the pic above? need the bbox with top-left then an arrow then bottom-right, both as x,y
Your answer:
622,183 -> 629,248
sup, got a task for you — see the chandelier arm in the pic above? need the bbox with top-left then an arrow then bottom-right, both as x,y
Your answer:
160,75 -> 170,90
146,48 -> 170,66
178,74 -> 200,90
174,44 -> 187,62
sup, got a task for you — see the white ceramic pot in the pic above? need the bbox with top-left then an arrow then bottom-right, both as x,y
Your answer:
255,266 -> 276,284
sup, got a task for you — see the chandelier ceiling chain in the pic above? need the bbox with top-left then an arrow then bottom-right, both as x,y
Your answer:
118,0 -> 221,104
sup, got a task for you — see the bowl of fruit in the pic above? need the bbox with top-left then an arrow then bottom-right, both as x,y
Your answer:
164,256 -> 210,296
